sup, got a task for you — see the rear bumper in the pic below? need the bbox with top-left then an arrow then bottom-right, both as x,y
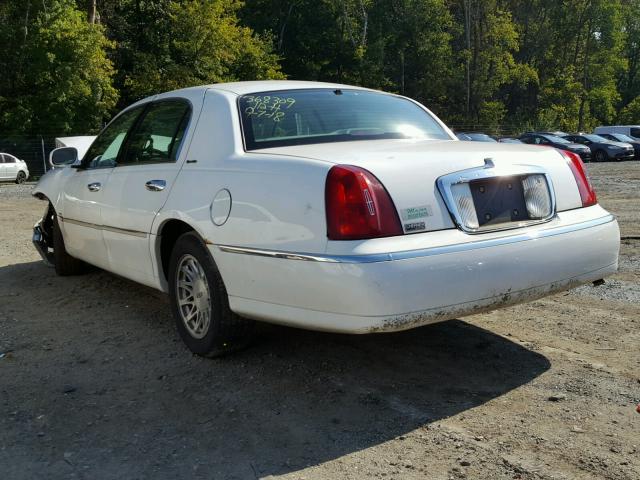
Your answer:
214,209 -> 620,333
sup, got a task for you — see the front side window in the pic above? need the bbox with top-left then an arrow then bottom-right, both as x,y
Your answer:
83,106 -> 145,168
239,89 -> 451,150
4,155 -> 15,163
630,128 -> 640,138
119,100 -> 190,166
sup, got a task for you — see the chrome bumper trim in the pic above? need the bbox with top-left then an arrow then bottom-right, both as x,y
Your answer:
217,214 -> 616,264
32,222 -> 54,266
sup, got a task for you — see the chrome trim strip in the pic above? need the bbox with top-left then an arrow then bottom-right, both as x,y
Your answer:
59,216 -> 148,238
217,214 -> 615,264
217,245 -> 338,263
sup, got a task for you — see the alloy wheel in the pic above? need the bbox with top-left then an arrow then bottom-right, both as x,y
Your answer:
175,254 -> 212,339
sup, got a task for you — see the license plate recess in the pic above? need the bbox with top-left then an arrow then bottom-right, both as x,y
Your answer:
469,176 -> 529,227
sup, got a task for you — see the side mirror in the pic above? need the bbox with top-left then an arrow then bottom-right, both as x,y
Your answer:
49,147 -> 78,168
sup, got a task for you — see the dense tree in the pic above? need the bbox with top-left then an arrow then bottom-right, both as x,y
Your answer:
0,0 -> 117,134
1,0 -> 639,136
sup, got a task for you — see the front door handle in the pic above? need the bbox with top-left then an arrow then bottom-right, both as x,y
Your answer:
87,182 -> 101,192
145,179 -> 166,192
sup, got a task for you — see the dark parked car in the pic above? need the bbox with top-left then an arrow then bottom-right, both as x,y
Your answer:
563,133 -> 634,162
519,133 -> 592,162
597,133 -> 640,159
456,132 -> 497,142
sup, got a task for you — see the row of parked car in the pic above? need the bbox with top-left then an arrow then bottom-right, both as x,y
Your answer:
456,126 -> 640,162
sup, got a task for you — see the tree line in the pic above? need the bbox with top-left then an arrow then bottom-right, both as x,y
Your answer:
2,0 -> 640,137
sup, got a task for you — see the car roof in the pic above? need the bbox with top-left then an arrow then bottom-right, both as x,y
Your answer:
163,80 -> 375,97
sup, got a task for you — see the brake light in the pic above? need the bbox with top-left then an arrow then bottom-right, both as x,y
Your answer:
559,150 -> 597,207
325,165 -> 403,240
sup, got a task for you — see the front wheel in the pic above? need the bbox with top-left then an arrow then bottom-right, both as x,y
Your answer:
594,150 -> 607,162
52,212 -> 87,276
168,232 -> 254,357
15,171 -> 26,184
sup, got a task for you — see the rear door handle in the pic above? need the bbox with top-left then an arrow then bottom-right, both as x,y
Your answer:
145,179 -> 166,192
87,182 -> 101,192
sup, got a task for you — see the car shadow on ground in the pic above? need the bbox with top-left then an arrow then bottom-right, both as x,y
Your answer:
0,262 -> 551,479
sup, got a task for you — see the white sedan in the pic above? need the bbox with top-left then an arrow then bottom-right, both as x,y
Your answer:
32,81 -> 620,356
1,153 -> 29,183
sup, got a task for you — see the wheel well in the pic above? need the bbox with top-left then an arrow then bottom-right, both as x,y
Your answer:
159,220 -> 195,281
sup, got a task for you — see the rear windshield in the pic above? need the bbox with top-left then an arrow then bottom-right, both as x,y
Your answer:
238,89 -> 451,150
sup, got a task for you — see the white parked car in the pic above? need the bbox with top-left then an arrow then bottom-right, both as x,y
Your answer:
32,81 -> 620,356
0,153 -> 29,183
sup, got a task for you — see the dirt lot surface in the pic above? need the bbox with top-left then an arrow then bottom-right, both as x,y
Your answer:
1,163 -> 639,480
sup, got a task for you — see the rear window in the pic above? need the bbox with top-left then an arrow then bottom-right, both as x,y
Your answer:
238,89 -> 451,150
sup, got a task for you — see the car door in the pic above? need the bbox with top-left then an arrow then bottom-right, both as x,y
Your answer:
99,98 -> 193,287
59,105 -> 145,269
0,154 -> 6,179
3,154 -> 18,179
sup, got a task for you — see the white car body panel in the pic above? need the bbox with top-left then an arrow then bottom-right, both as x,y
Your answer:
32,81 -> 620,333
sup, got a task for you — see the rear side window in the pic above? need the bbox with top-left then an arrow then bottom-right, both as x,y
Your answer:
119,100 -> 191,166
630,128 -> 640,138
239,89 -> 451,150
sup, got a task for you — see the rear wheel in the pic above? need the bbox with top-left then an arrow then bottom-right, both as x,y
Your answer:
15,171 -> 26,184
594,150 -> 607,162
168,232 -> 254,357
52,213 -> 87,276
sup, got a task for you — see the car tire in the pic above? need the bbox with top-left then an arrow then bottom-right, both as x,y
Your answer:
15,171 -> 26,184
594,150 -> 607,162
168,232 -> 254,357
52,213 -> 87,276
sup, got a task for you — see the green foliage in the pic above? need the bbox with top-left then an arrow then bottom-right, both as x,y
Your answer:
1,0 -> 639,134
0,0 -> 117,134
116,0 -> 283,102
618,96 -> 640,123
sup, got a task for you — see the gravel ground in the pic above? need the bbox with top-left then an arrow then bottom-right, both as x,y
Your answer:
0,163 -> 639,480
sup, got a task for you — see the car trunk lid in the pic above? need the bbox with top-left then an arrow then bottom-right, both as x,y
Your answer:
252,139 -> 583,233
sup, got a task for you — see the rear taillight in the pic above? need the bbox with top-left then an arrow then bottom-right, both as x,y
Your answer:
559,150 -> 597,207
325,165 -> 403,240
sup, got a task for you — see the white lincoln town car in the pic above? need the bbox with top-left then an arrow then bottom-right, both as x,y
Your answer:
32,81 -> 620,356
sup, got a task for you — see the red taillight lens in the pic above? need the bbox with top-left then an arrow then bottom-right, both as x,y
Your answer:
325,165 -> 403,240
559,150 -> 597,207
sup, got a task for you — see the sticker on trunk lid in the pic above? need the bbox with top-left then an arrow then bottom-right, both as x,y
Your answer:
401,205 -> 433,221
401,205 -> 432,233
